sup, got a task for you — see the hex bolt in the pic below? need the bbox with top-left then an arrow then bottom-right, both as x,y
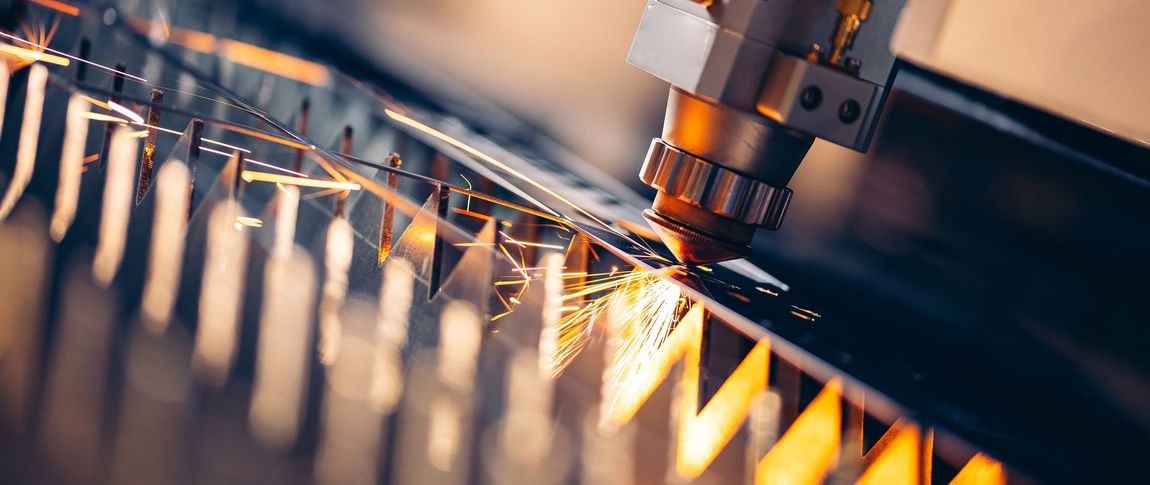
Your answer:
838,99 -> 861,123
799,85 -> 822,110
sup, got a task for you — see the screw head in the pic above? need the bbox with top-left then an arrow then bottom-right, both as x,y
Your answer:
838,99 -> 861,123
799,85 -> 822,110
845,57 -> 862,73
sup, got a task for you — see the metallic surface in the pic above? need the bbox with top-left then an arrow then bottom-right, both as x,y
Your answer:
756,54 -> 884,150
629,0 -> 905,263
661,88 -> 813,184
640,138 -> 793,227
828,0 -> 874,66
642,205 -> 748,264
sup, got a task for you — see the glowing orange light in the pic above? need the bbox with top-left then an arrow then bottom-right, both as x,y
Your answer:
130,19 -> 330,86
756,379 -> 842,484
106,100 -> 144,124
218,40 -> 331,86
856,421 -> 921,485
234,216 -> 264,228
603,301 -> 769,479
82,112 -> 129,124
384,109 -> 629,239
950,453 -> 1006,485
0,31 -> 145,82
241,170 -> 360,191
27,0 -> 79,15
168,27 -> 217,52
0,43 -> 69,66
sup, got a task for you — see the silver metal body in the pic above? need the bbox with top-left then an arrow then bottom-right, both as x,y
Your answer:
630,0 -> 907,262
629,0 -> 902,149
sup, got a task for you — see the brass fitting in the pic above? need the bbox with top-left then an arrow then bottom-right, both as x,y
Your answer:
828,0 -> 873,66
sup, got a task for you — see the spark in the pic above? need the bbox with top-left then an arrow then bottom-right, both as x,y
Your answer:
203,146 -> 305,179
26,0 -> 80,16
106,100 -> 143,124
459,173 -> 473,212
452,207 -> 491,221
81,96 -> 110,110
242,170 -> 360,191
5,17 -> 63,71
82,112 -> 130,124
454,242 -> 496,248
300,188 -> 345,201
0,30 -> 147,82
384,109 -> 640,246
0,43 -> 69,66
129,120 -> 253,154
234,216 -> 263,228
545,267 -> 686,378
499,231 -> 565,251
755,286 -> 778,296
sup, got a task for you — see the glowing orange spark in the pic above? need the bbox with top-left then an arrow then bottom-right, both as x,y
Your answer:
384,109 -> 634,242
26,0 -> 80,16
219,40 -> 331,86
82,112 -> 130,124
241,170 -> 359,191
950,453 -> 1006,485
234,216 -> 264,228
106,100 -> 143,124
0,31 -> 146,82
0,43 -> 69,66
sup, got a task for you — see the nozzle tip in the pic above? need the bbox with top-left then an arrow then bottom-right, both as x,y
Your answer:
643,209 -> 750,265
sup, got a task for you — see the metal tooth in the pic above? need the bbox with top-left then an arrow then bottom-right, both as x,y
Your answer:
704,169 -> 749,219
680,155 -> 713,202
761,187 -> 793,230
640,138 -> 791,227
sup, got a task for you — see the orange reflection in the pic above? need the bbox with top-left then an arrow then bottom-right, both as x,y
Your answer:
130,18 -> 332,86
603,302 -> 769,479
242,170 -> 360,191
27,0 -> 79,16
0,43 -> 69,66
951,453 -> 1006,485
856,421 -> 921,485
756,379 -> 842,484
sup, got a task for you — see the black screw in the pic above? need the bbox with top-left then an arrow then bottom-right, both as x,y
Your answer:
799,85 -> 822,110
838,99 -> 861,123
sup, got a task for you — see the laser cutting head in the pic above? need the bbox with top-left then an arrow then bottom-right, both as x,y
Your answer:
629,0 -> 905,264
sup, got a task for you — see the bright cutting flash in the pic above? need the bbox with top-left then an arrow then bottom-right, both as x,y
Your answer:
82,112 -> 130,124
234,216 -> 264,228
0,31 -> 147,82
106,100 -> 144,124
26,0 -> 80,16
0,43 -> 69,66
241,171 -> 359,191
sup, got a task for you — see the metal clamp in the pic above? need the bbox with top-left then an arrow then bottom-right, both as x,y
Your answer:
639,138 -> 792,229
